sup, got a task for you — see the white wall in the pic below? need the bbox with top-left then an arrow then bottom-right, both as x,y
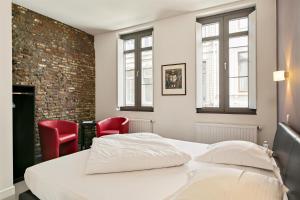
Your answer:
95,0 -> 277,146
0,0 -> 14,199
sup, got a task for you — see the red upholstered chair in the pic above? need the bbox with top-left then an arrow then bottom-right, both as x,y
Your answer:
96,117 -> 129,137
38,120 -> 79,161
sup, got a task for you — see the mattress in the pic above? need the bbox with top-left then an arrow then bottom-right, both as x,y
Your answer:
25,139 -> 275,200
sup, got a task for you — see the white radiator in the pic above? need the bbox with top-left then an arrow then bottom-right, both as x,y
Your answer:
194,123 -> 258,144
129,119 -> 153,133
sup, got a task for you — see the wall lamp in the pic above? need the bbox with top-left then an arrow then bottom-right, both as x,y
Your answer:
273,70 -> 289,82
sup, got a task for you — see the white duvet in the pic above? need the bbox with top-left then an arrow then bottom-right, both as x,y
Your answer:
25,138 -> 280,200
85,133 -> 191,174
169,167 -> 284,200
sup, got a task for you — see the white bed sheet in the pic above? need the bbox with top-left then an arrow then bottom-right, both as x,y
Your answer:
25,139 -> 275,200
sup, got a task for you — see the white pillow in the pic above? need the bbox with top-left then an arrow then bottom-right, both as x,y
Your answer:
195,140 -> 274,170
85,133 -> 191,174
170,168 -> 284,200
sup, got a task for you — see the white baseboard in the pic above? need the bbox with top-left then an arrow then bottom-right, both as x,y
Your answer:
0,186 -> 15,200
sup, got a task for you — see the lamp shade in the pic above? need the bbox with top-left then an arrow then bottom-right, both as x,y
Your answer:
273,70 -> 288,82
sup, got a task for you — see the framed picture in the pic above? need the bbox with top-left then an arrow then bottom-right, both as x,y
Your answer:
161,63 -> 186,95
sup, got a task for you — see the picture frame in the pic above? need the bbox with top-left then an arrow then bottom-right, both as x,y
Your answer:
161,63 -> 186,95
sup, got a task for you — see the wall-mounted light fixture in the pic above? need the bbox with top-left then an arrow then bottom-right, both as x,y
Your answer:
273,70 -> 289,82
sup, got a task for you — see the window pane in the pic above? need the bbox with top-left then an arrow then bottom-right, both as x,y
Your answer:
238,52 -> 248,77
124,39 -> 135,51
229,17 -> 248,34
229,77 -> 248,107
124,53 -> 135,106
202,23 -> 219,38
202,40 -> 219,107
229,36 -> 249,108
141,36 -> 152,48
229,36 -> 248,77
125,53 -> 135,70
141,50 -> 153,106
142,85 -> 153,107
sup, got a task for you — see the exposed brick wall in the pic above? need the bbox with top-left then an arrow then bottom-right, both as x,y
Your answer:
12,4 -> 95,159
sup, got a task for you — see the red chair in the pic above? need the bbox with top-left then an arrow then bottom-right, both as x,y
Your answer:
38,120 -> 79,161
96,117 -> 129,137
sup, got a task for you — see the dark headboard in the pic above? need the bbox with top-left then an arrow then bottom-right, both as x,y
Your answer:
273,122 -> 300,200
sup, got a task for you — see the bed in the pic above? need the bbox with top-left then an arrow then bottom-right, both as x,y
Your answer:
20,122 -> 300,200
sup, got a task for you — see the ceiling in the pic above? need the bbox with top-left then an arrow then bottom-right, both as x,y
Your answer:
13,0 -> 240,35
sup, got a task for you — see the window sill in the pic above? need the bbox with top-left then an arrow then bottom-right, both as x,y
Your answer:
120,106 -> 154,112
196,108 -> 256,115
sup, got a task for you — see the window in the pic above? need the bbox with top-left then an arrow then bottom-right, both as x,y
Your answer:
196,8 -> 256,114
118,29 -> 153,112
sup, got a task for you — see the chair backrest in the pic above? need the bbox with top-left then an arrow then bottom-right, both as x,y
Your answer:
108,117 -> 128,129
38,120 -> 77,134
38,120 -> 59,129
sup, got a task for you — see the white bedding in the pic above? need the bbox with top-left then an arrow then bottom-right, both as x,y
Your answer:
85,133 -> 191,174
196,140 -> 275,170
25,139 -> 275,200
169,168 -> 283,200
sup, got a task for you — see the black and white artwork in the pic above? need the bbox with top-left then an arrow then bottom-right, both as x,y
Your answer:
161,63 -> 186,95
